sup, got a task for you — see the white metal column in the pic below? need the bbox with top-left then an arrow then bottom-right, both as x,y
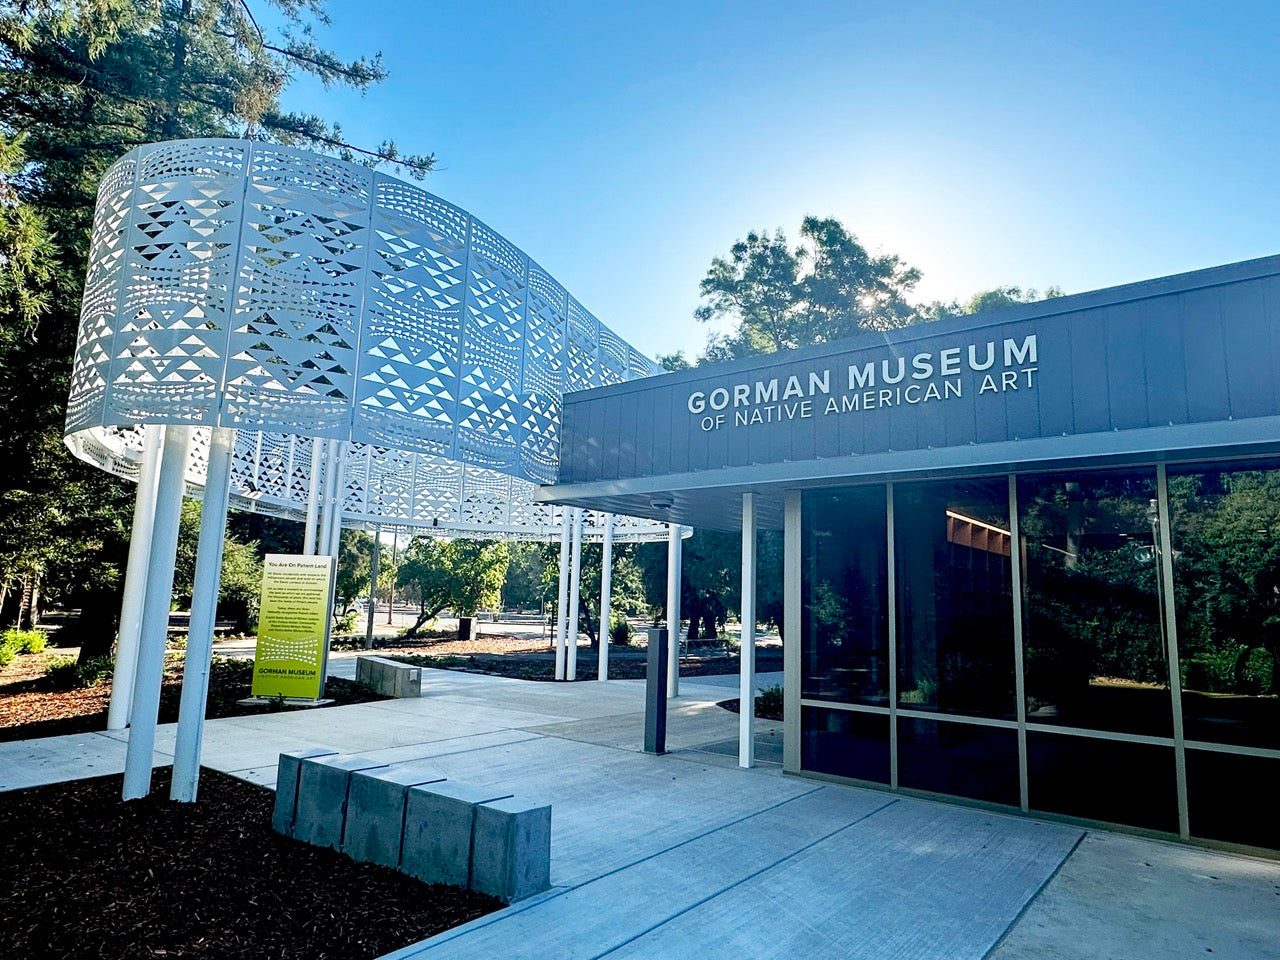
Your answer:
325,442 -> 346,558
122,425 -> 192,800
666,523 -> 682,698
739,492 -> 757,768
303,436 -> 324,556
598,514 -> 615,682
1008,475 -> 1030,811
170,426 -> 235,802
317,438 -> 339,555
107,424 -> 164,731
1156,463 -> 1191,839
566,508 -> 584,681
783,490 -> 802,773
554,511 -> 571,680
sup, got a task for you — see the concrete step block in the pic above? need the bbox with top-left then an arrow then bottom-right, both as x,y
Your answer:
401,782 -> 513,887
342,763 -> 447,868
271,747 -> 338,837
470,797 -> 553,902
293,754 -> 387,850
355,655 -> 422,697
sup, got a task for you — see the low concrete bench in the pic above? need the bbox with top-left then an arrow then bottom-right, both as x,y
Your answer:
400,782 -> 514,887
273,751 -> 552,902
293,754 -> 388,850
355,655 -> 422,697
272,746 -> 338,836
471,796 -> 552,902
342,763 -> 446,868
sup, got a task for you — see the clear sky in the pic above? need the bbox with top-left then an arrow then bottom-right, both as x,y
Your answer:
279,0 -> 1280,361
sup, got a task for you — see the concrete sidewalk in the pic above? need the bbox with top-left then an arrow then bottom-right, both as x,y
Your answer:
1,669 -> 1277,959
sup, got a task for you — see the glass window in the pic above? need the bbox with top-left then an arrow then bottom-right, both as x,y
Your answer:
1027,731 -> 1178,833
1017,469 -> 1173,737
898,718 -> 1020,806
1167,462 -> 1280,750
1185,750 -> 1280,850
801,707 -> 890,784
895,478 -> 1015,719
801,486 -> 889,705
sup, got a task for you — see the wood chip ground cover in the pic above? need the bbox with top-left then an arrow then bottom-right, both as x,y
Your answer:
0,654 -> 391,742
0,767 -> 500,959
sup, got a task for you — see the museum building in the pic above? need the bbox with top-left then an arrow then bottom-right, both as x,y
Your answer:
538,254 -> 1280,853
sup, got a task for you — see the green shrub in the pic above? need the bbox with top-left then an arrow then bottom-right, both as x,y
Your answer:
756,684 -> 784,716
2,628 -> 47,654
609,612 -> 634,645
0,642 -> 15,669
1242,647 -> 1275,695
47,656 -> 114,690
333,609 -> 360,633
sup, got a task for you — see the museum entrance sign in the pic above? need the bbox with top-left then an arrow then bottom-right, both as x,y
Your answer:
252,554 -> 335,700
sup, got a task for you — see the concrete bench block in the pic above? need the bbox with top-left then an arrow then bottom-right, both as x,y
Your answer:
401,782 -> 513,887
342,763 -> 447,868
470,797 -> 552,902
271,747 -> 338,837
293,754 -> 387,851
355,656 -> 422,698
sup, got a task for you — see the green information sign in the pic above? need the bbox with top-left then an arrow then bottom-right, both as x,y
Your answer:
251,554 -> 335,700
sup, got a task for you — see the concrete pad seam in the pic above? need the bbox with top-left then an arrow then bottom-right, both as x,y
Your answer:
389,786 -> 837,957
384,886 -> 576,957
978,829 -> 1089,960
586,797 -> 902,960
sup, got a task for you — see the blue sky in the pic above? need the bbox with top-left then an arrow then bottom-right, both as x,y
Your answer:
279,1 -> 1280,361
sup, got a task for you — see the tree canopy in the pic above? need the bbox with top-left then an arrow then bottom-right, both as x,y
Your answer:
396,537 -> 511,637
696,216 -> 922,362
0,0 -> 432,650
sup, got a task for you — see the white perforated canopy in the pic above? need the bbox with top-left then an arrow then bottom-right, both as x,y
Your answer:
63,139 -> 668,540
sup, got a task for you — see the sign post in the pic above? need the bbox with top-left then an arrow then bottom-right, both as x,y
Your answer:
251,554 -> 335,702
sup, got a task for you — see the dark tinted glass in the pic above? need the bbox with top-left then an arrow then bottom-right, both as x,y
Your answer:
1017,469 -> 1173,737
898,718 -> 1019,806
895,478 -> 1015,719
801,707 -> 890,784
1027,731 -> 1178,833
801,486 -> 889,705
1168,463 -> 1280,749
1186,750 -> 1280,850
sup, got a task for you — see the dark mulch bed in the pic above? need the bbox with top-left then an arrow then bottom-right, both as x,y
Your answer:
0,657 -> 390,743
0,766 -> 500,960
716,695 -> 785,722
389,646 -> 784,683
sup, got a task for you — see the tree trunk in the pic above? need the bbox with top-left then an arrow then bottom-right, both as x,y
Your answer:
578,595 -> 598,648
161,0 -> 193,139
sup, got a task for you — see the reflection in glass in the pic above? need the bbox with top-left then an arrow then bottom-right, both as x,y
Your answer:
1017,470 -> 1173,737
898,718 -> 1019,806
895,478 -> 1015,718
801,707 -> 890,783
1185,750 -> 1280,850
801,487 -> 889,705
1168,463 -> 1280,749
1027,731 -> 1178,832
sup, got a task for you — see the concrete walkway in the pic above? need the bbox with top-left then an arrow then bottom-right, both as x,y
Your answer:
1,670 -> 1277,959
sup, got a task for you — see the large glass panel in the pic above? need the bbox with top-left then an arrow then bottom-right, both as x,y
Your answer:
894,478 -> 1015,719
1027,731 -> 1178,833
801,707 -> 890,784
1167,462 -> 1280,750
1186,750 -> 1280,850
898,718 -> 1020,806
801,486 -> 889,705
1017,469 -> 1173,737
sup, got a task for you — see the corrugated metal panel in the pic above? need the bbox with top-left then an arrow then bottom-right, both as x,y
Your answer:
558,261 -> 1280,487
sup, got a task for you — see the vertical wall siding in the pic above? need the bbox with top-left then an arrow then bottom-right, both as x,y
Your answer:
560,269 -> 1280,485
